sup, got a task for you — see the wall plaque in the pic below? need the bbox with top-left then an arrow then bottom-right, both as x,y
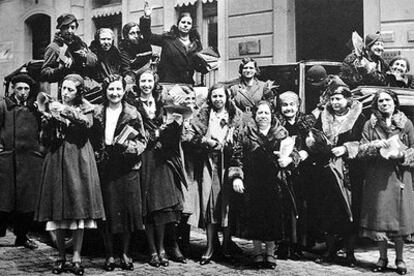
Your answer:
239,40 -> 261,55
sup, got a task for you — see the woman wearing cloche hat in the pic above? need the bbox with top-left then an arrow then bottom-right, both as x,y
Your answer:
339,32 -> 388,89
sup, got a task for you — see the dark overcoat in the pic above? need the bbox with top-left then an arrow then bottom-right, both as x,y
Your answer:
311,100 -> 365,235
35,100 -> 105,222
358,111 -> 414,236
228,120 -> 301,241
94,102 -> 147,233
0,97 -> 43,213
191,103 -> 243,227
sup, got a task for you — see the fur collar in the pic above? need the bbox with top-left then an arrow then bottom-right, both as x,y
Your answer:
321,100 -> 362,142
370,110 -> 408,131
192,103 -> 243,137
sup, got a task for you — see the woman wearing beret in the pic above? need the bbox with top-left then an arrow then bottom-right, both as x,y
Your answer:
35,74 -> 105,275
340,32 -> 388,90
358,89 -> 414,275
307,80 -> 365,266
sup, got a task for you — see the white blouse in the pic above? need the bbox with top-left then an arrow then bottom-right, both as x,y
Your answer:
105,105 -> 122,145
207,109 -> 229,145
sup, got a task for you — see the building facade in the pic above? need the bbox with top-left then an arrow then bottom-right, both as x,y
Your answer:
0,0 -> 413,95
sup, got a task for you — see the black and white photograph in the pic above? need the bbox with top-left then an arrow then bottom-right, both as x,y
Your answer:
1,0 -> 414,275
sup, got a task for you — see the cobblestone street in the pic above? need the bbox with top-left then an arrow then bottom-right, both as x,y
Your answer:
1,229 -> 414,276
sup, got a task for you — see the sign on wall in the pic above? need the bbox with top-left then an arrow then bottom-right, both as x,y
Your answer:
0,41 -> 13,63
239,40 -> 261,55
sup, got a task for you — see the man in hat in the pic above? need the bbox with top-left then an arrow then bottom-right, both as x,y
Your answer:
0,73 -> 43,249
305,65 -> 330,118
40,13 -> 97,85
340,32 -> 388,90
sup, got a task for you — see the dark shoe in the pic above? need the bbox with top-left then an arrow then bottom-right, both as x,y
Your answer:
289,244 -> 304,260
315,253 -> 337,264
396,259 -> 407,275
252,254 -> 264,268
345,254 -> 358,267
103,259 -> 116,271
276,242 -> 289,260
67,262 -> 84,276
15,237 -> 38,250
159,252 -> 169,267
264,254 -> 277,269
372,258 -> 388,272
148,253 -> 160,267
119,255 -> 134,271
169,248 -> 187,264
52,259 -> 67,274
200,253 -> 212,265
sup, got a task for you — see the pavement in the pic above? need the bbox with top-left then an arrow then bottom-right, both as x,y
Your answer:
1,228 -> 414,276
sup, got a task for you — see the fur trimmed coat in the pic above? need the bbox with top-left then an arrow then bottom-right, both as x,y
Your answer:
358,111 -> 414,236
310,100 -> 365,235
93,102 -> 147,233
339,51 -> 388,90
228,119 -> 301,241
191,104 -> 243,227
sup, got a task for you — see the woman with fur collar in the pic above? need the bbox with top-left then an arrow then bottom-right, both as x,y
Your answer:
228,101 -> 301,269
358,89 -> 414,275
307,81 -> 365,266
190,83 -> 243,264
93,75 -> 147,271
126,70 -> 187,267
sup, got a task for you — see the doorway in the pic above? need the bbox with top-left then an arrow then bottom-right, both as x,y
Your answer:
25,14 -> 51,60
295,0 -> 363,61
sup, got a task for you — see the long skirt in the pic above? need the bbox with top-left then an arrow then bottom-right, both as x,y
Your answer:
101,170 -> 144,233
141,149 -> 183,225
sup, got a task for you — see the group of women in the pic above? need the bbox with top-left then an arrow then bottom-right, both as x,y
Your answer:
27,3 -> 414,275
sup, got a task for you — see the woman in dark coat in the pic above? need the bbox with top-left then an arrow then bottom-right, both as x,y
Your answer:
125,70 -> 186,267
94,75 -> 147,271
35,74 -> 105,275
339,32 -> 388,90
275,91 -> 317,259
229,101 -> 300,269
358,89 -> 414,275
191,83 -> 243,265
142,4 -> 202,85
307,81 -> 365,266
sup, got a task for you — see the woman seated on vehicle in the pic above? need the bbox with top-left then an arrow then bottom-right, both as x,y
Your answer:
386,56 -> 414,89
141,3 -> 202,86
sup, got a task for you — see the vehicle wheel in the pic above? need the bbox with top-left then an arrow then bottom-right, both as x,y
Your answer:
49,230 -> 73,249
